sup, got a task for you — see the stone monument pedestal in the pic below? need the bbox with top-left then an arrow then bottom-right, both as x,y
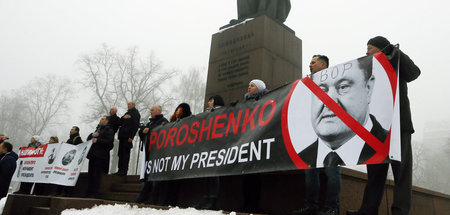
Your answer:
205,15 -> 302,106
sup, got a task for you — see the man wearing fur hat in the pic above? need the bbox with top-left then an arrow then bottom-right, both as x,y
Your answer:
347,36 -> 421,215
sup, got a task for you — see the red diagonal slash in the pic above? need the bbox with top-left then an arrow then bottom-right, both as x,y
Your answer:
301,54 -> 397,164
282,54 -> 397,169
302,77 -> 386,155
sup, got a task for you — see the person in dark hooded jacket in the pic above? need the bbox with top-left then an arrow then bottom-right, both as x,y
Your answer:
0,141 -> 18,198
86,115 -> 115,198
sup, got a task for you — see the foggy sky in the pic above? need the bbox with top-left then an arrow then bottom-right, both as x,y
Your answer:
1,0 -> 449,192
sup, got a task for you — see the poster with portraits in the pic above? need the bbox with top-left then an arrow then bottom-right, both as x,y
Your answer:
12,141 -> 92,186
283,54 -> 400,169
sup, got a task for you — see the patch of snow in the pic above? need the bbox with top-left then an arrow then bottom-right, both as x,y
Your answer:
218,18 -> 254,33
61,204 -> 237,215
0,196 -> 7,215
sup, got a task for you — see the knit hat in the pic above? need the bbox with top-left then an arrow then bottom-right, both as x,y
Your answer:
0,134 -> 8,140
50,136 -> 59,143
250,79 -> 266,92
32,135 -> 41,143
367,36 -> 391,50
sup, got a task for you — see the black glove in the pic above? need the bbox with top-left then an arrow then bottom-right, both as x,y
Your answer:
230,100 -> 239,106
382,44 -> 395,56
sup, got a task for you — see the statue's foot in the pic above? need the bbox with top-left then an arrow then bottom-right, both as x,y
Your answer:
229,19 -> 239,25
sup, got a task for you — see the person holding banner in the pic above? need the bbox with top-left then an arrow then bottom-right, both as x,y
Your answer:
136,105 -> 168,204
298,56 -> 389,167
55,128 -> 83,196
0,134 -> 8,144
14,136 -> 42,194
0,141 -> 18,198
162,103 -> 192,206
347,36 -> 421,215
66,126 -> 83,145
243,79 -> 269,213
195,95 -> 225,210
293,55 -> 340,215
86,115 -> 114,198
116,101 -> 141,176
33,136 -> 60,195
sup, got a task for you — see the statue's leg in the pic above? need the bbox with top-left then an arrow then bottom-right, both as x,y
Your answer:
260,0 -> 277,19
277,0 -> 291,22
237,0 -> 258,19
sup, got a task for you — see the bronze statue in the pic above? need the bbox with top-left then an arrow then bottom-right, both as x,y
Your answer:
237,0 -> 291,23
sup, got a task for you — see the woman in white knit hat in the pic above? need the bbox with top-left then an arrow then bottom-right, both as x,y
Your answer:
244,79 -> 269,101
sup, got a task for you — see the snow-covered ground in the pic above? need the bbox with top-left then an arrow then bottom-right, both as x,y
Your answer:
61,204 -> 236,215
0,198 -> 237,215
0,197 -> 6,215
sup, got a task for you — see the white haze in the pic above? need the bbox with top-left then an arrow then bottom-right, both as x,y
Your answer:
0,0 -> 449,194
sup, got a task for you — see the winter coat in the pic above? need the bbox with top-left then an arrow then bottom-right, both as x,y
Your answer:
206,106 -> 223,112
66,133 -> 83,145
398,51 -> 420,133
138,114 -> 168,141
87,124 -> 115,160
27,142 -> 41,148
108,113 -> 121,134
0,151 -> 18,198
386,47 -> 421,133
244,88 -> 269,101
118,107 -> 141,140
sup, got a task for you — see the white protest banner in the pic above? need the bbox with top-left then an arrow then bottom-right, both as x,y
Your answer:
13,141 -> 92,186
48,141 -> 92,186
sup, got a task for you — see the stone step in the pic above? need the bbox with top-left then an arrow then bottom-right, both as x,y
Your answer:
99,191 -> 140,202
125,175 -> 140,183
29,206 -> 50,215
111,183 -> 142,193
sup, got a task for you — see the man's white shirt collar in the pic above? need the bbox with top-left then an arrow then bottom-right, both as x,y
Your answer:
316,116 -> 373,168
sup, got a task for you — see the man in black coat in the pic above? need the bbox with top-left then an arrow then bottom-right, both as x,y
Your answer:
66,126 -> 83,145
116,101 -> 140,175
108,107 -> 121,134
86,115 -> 115,198
136,105 -> 168,204
0,141 -> 18,198
347,36 -> 421,215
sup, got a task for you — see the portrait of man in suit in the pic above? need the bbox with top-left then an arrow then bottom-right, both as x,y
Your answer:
297,56 -> 389,168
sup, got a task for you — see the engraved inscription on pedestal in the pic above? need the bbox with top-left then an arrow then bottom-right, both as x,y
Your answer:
205,15 -> 302,107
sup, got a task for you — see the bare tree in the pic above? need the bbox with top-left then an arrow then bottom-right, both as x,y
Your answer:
412,140 -> 426,183
0,93 -> 28,145
79,44 -> 175,122
79,44 -> 118,121
0,75 -> 72,147
172,67 -> 206,114
79,44 -> 176,174
20,74 -> 73,136
115,46 -> 175,119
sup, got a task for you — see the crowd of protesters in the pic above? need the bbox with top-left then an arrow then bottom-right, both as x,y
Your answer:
0,36 -> 420,215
